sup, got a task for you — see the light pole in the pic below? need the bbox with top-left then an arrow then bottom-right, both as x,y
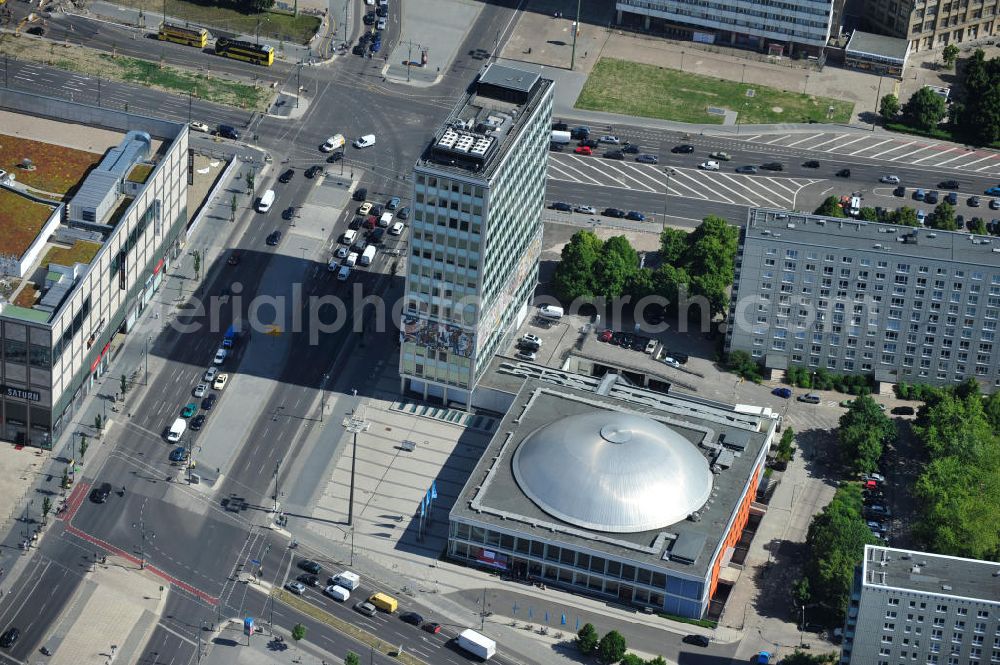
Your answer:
272,458 -> 282,514
23,499 -> 33,544
872,75 -> 884,132
145,335 -> 152,385
132,498 -> 155,569
320,373 -> 329,422
343,394 -> 367,527
662,167 -> 675,230
296,61 -> 303,109
569,0 -> 582,70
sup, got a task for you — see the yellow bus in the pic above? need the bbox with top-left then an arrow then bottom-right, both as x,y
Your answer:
157,22 -> 208,48
214,38 -> 274,66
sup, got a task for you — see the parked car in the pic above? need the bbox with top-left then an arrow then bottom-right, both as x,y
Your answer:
622,143 -> 641,154
599,135 -> 620,144
913,189 -> 926,201
604,149 -> 625,160
190,414 -> 206,431
285,581 -> 306,595
946,191 -> 959,205
990,199 -> 1000,210
189,121 -> 210,133
194,383 -> 208,398
602,208 -> 626,218
986,186 -> 1000,196
574,145 -> 592,156
298,559 -> 322,575
305,165 -> 323,179
671,144 -> 695,153
574,205 -> 596,214
181,402 -> 198,418
202,393 -> 217,410
771,387 -> 792,399
387,196 -> 401,210
550,202 -> 572,211
635,154 -> 658,164
893,185 -> 906,197
625,211 -> 645,221
169,446 -> 189,462
891,405 -> 915,415
579,138 -> 600,149
682,634 -> 710,647
797,393 -> 821,404
0,628 -> 20,649
279,169 -> 295,183
925,190 -> 939,204
297,573 -> 320,587
969,196 -> 982,207
523,334 -> 542,346
570,126 -> 590,139
396,206 -> 410,219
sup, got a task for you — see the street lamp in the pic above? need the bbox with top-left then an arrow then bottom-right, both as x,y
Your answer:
132,497 -> 156,569
343,391 -> 367,527
320,373 -> 329,422
145,335 -> 152,385
662,168 -> 676,230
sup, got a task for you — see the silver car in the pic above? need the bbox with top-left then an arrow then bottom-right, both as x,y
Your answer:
285,581 -> 306,595
574,205 -> 596,215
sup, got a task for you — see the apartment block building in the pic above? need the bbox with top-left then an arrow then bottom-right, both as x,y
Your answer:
841,545 -> 1000,664
864,0 -> 998,51
725,208 -> 1000,391
615,0 -> 839,56
399,64 -> 552,405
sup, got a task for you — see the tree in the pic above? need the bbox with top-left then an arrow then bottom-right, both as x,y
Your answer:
290,622 -> 306,645
61,467 -> 70,489
552,230 -> 602,303
682,216 -> 738,320
597,630 -> 627,664
120,373 -> 128,396
230,193 -> 238,222
94,414 -> 103,432
925,201 -> 958,231
245,169 -> 255,195
814,196 -> 846,218
593,236 -> 639,299
879,93 -> 900,120
903,86 -> 948,132
942,43 -> 960,69
575,623 -> 599,654
971,217 -> 988,235
345,653 -> 360,665
776,427 -> 795,465
857,206 -> 879,222
659,227 -> 688,264
780,650 -> 839,664
726,350 -> 762,382
193,250 -> 201,280
957,49 -> 1000,144
79,434 -> 88,463
646,658 -> 668,665
42,496 -> 51,524
885,206 -> 919,227
620,654 -> 645,665
838,394 -> 895,473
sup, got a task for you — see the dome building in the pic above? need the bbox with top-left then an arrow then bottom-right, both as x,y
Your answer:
448,374 -> 775,619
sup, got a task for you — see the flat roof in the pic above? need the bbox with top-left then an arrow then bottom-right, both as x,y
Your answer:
452,370 -> 773,580
0,188 -> 57,258
845,30 -> 910,62
746,207 -> 1000,267
862,545 -> 1000,604
416,64 -> 551,180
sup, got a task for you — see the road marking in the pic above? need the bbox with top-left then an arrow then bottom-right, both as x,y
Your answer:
799,135 -> 843,151
785,133 -> 827,147
955,154 -> 998,169
826,135 -> 870,152
848,139 -> 892,155
664,169 -> 718,201
156,622 -> 197,646
700,172 -> 761,205
762,134 -> 792,144
597,162 -> 660,192
910,147 -> 957,164
731,175 -> 795,206
869,141 -> 915,158
893,145 -> 935,161
934,151 -> 977,166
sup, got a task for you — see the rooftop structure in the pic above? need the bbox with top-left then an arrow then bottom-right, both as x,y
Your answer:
725,207 -> 1000,391
844,30 -> 910,77
449,365 -> 774,618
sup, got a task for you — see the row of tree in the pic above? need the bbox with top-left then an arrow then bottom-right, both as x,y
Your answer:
795,483 -> 881,624
838,394 -> 896,474
880,48 -> 1000,145
576,624 -> 667,664
911,380 -> 1000,560
785,366 -> 873,395
552,216 -> 739,322
814,196 -> 999,235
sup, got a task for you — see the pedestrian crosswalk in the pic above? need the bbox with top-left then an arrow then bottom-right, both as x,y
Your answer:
738,132 -> 1000,177
547,154 -> 820,209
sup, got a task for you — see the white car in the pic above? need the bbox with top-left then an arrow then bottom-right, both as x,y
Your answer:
377,17 -> 386,30
213,373 -> 229,390
699,161 -> 720,171
879,175 -> 901,184
389,221 -> 405,235
353,134 -> 376,149
213,348 -> 228,365
516,350 -> 537,361
335,245 -> 349,258
574,205 -> 596,215
189,121 -> 210,133
599,135 -> 620,144
193,383 -> 208,398
320,134 -> 344,152
203,367 -> 219,382
522,334 -> 542,346
662,357 -> 681,368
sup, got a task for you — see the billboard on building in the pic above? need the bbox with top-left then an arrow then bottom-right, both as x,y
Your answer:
401,316 -> 474,358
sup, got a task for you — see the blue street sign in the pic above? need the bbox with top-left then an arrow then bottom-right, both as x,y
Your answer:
250,559 -> 261,566
244,617 -> 255,636
561,613 -> 566,625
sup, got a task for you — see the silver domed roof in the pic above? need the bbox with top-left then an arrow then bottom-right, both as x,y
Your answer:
512,411 -> 712,533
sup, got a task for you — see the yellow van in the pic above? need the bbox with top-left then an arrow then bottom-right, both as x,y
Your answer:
368,593 -> 398,613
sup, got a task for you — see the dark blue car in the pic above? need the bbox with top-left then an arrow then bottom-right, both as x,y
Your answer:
771,387 -> 792,399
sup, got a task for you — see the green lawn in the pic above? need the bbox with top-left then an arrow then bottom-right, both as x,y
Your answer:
576,58 -> 854,125
112,0 -> 321,44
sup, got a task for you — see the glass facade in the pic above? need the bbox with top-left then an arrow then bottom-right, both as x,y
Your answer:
448,521 -> 707,617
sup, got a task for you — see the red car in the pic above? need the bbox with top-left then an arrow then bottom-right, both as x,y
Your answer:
422,622 -> 441,634
599,329 -> 613,342
574,145 -> 592,156
364,215 -> 378,229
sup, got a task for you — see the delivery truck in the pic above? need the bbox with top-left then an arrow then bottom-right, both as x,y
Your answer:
457,629 -> 496,660
331,571 -> 360,590
368,593 -> 397,613
550,130 -> 571,145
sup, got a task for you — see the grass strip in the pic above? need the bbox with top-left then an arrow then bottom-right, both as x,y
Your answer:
272,588 -> 428,665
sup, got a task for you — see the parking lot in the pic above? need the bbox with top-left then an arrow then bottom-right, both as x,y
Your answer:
739,131 -> 1000,178
547,152 -> 821,209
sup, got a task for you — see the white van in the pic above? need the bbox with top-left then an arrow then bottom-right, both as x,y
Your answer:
849,196 -> 862,217
360,245 -> 377,266
257,189 -> 275,213
353,134 -> 376,149
539,304 -> 564,319
321,134 -> 345,152
345,252 -> 358,267
167,418 -> 186,442
340,229 -> 356,245
379,212 -> 393,227
389,221 -> 404,236
324,585 -> 350,602
331,571 -> 360,590
337,265 -> 351,281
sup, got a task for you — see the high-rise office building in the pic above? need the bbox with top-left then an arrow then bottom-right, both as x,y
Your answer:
399,64 -> 553,405
841,544 -> 1000,664
864,0 -> 998,52
615,0 -> 838,56
725,208 -> 1000,391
